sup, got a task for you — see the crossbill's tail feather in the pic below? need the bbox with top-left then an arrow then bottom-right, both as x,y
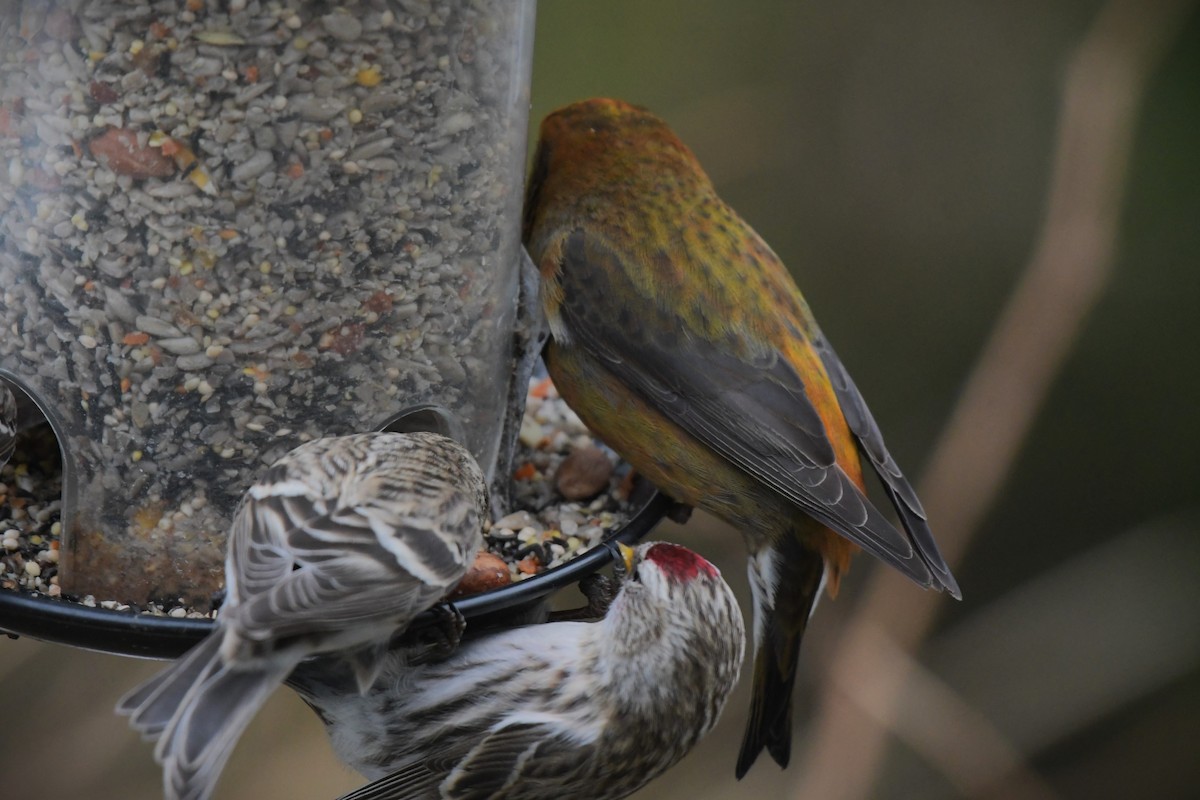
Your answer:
737,539 -> 825,778
737,627 -> 797,778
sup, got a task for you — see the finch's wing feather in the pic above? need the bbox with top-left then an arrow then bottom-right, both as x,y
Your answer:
447,720 -> 584,800
811,336 -> 961,597
333,721 -> 580,800
555,229 -> 936,587
226,484 -> 472,641
332,762 -> 441,800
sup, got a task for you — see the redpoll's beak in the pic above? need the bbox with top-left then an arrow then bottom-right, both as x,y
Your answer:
617,543 -> 636,577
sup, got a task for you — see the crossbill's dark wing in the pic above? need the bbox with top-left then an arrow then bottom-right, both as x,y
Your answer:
332,722 -> 585,800
812,336 -> 960,596
553,228 -> 958,596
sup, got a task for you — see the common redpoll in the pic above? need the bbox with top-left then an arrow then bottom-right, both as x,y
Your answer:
117,431 -> 488,800
523,98 -> 961,776
287,541 -> 746,800
0,384 -> 15,470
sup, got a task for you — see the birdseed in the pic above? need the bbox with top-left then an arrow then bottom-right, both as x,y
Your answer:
0,0 -> 534,605
485,375 -> 634,584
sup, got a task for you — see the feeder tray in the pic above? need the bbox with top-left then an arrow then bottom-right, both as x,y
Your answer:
0,487 -> 673,659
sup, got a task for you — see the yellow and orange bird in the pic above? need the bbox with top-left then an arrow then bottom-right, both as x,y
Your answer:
522,98 -> 961,778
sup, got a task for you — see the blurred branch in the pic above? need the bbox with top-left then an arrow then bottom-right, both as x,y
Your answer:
792,0 -> 1197,797
926,516 -> 1200,756
840,624 -> 1059,800
867,515 -> 1200,796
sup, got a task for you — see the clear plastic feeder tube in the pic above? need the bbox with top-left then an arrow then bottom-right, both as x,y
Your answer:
0,0 -> 536,606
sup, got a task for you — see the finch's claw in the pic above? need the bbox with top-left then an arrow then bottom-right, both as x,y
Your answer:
546,540 -> 624,622
392,601 -> 468,666
426,602 -> 467,654
548,573 -> 619,622
580,573 -> 619,615
604,539 -> 627,579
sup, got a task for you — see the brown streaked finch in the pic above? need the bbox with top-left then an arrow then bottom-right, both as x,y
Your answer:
117,431 -> 488,800
287,540 -> 745,800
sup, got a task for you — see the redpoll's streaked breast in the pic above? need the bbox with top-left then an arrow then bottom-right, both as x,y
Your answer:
290,541 -> 746,800
522,97 -> 960,778
117,431 -> 488,800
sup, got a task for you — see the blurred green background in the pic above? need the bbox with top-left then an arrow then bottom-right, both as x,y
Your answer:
2,0 -> 1198,798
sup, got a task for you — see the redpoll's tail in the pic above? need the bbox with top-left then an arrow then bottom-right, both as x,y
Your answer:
117,634 -> 225,737
158,666 -> 287,800
117,633 -> 291,800
736,539 -> 825,779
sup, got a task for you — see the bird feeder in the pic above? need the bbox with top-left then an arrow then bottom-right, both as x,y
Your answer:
0,0 -> 539,609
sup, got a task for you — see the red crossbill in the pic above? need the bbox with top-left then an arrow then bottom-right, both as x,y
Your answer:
522,98 -> 960,778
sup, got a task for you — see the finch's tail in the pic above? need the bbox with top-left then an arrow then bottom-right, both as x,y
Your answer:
736,537 -> 826,779
117,634 -> 226,737
117,633 -> 291,800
